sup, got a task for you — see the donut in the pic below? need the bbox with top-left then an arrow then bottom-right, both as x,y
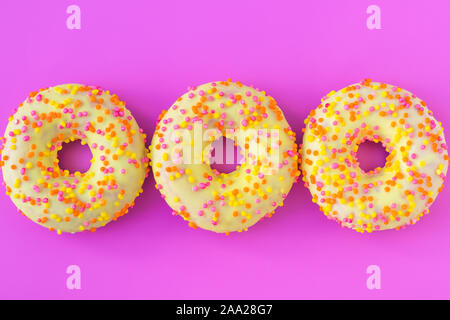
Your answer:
150,80 -> 300,233
0,84 -> 149,234
301,79 -> 449,232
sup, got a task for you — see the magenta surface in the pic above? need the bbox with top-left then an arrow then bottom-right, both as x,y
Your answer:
0,0 -> 450,299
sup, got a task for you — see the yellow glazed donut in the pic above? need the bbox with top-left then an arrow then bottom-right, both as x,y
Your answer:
301,79 -> 449,232
150,80 -> 300,234
0,84 -> 149,234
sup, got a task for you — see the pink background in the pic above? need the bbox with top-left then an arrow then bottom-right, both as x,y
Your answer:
0,0 -> 450,299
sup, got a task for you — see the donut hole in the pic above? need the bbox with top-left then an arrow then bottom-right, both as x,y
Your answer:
356,140 -> 389,173
209,137 -> 243,174
57,140 -> 92,174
